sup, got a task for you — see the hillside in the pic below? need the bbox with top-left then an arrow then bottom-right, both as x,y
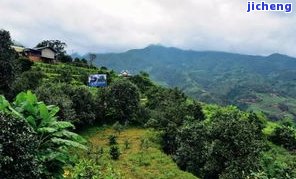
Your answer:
91,45 -> 296,120
65,127 -> 197,179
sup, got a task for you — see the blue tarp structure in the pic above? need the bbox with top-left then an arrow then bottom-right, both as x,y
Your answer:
88,74 -> 107,87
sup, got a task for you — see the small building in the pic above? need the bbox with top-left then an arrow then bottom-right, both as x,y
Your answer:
11,43 -> 57,63
11,41 -> 25,53
119,70 -> 132,77
24,47 -> 57,63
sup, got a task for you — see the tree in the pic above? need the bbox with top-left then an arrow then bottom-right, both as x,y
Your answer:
88,53 -> 96,66
0,113 -> 42,179
35,83 -> 77,123
174,122 -> 208,176
204,107 -> 266,179
145,87 -> 189,154
105,79 -> 141,124
11,68 -> 45,96
269,125 -> 296,151
59,53 -> 73,63
187,100 -> 205,121
0,30 -> 18,96
129,71 -> 155,94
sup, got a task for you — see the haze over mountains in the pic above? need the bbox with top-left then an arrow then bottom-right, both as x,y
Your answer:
82,45 -> 296,120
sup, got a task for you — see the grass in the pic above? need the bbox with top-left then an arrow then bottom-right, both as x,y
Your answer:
66,126 -> 197,179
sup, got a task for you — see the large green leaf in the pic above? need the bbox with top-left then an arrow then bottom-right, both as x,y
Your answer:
53,130 -> 87,143
47,105 -> 60,117
26,115 -> 37,129
37,127 -> 58,134
39,103 -> 49,120
0,95 -> 10,111
50,121 -> 74,130
51,138 -> 87,150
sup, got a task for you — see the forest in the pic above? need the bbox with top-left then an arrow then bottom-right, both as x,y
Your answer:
1,29 -> 296,179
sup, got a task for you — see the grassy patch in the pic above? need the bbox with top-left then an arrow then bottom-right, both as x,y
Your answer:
66,127 -> 197,179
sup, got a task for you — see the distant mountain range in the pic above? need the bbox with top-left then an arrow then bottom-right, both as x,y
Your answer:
81,45 -> 296,120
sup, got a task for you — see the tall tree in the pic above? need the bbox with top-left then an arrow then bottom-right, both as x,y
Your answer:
0,30 -> 18,96
88,53 -> 96,66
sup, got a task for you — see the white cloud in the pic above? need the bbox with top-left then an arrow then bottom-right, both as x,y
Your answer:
0,0 -> 295,56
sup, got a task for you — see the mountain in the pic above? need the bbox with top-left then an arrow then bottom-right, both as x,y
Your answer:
90,45 -> 296,120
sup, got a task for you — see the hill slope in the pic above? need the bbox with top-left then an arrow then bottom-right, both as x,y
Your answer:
90,45 -> 296,120
66,127 -> 197,179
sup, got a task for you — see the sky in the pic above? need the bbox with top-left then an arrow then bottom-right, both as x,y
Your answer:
1,0 -> 296,56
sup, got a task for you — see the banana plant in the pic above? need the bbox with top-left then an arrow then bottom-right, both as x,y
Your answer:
0,91 -> 87,178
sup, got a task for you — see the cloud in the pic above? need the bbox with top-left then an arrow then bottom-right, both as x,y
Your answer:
0,0 -> 295,56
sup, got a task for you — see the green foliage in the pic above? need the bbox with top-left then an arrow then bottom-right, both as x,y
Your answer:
58,54 -> 73,63
173,107 -> 267,179
129,71 -> 155,94
0,29 -> 18,96
68,158 -> 122,178
124,139 -> 131,149
0,91 -> 86,178
269,125 -> 296,151
107,134 -> 120,160
113,121 -> 124,134
109,145 -> 120,160
259,144 -> 296,178
17,57 -> 34,72
174,122 -> 208,176
104,79 -> 141,124
146,87 -> 202,154
35,83 -> 96,126
11,68 -> 45,96
56,68 -> 72,83
108,135 -> 118,146
35,83 -> 77,123
0,113 -> 42,179
187,100 -> 205,121
67,85 -> 96,125
207,108 -> 266,179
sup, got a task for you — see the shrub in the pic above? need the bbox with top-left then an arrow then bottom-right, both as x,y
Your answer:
108,135 -> 118,146
0,113 -> 42,179
269,126 -> 296,151
109,145 -> 120,160
35,83 -> 77,123
35,83 -> 96,126
105,79 -> 141,124
11,68 -> 45,96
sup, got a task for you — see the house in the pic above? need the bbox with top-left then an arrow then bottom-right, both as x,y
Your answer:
11,42 -> 57,63
11,41 -> 25,53
119,70 -> 132,77
24,47 -> 57,63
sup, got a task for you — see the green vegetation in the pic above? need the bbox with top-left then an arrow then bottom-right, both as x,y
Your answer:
1,30 -> 296,178
0,113 -> 42,178
0,91 -> 86,178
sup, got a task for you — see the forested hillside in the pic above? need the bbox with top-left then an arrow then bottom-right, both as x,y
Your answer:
1,30 -> 296,179
92,45 -> 296,120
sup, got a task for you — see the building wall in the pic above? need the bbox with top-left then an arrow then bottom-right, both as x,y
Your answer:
28,55 -> 42,62
41,48 -> 55,59
11,45 -> 25,53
